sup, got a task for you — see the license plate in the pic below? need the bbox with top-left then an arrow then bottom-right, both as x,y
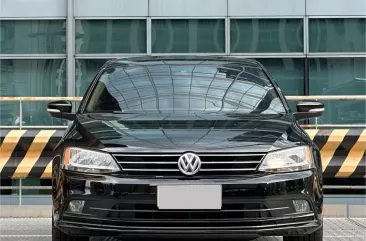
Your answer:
157,185 -> 222,210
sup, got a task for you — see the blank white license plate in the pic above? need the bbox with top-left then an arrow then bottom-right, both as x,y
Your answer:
157,185 -> 222,210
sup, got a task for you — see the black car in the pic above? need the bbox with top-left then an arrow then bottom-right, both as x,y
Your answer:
48,56 -> 325,241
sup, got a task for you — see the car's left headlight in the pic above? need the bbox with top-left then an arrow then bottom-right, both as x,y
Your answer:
63,147 -> 121,173
258,146 -> 313,173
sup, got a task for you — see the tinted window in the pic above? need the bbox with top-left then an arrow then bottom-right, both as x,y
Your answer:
76,20 -> 146,54
0,20 -> 65,54
152,19 -> 225,53
309,18 -> 366,53
0,59 -> 66,126
84,63 -> 286,114
231,19 -> 303,53
309,58 -> 366,124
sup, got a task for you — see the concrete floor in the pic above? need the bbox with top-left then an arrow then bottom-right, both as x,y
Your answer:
0,218 -> 365,241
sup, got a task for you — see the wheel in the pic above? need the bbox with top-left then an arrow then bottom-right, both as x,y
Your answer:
52,217 -> 89,241
283,225 -> 323,241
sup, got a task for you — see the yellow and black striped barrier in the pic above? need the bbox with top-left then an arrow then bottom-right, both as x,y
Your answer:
308,129 -> 366,179
0,129 -> 365,179
0,130 -> 65,179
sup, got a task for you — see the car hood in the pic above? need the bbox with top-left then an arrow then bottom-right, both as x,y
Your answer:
67,112 -> 305,153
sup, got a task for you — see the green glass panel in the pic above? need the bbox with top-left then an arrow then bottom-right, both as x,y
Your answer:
0,101 -> 67,126
309,58 -> 366,124
152,19 -> 225,53
309,18 -> 366,52
231,19 -> 303,53
23,178 -> 51,195
0,59 -> 66,126
0,179 -> 19,195
0,178 -> 51,197
0,102 -> 18,126
256,58 -> 304,112
0,20 -> 66,54
75,59 -> 110,96
76,20 -> 147,54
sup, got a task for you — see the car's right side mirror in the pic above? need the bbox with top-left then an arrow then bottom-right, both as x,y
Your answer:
47,100 -> 75,121
294,100 -> 324,120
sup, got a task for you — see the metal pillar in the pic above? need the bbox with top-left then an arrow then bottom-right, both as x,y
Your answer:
19,100 -> 22,130
147,17 -> 152,56
19,179 -> 22,205
67,0 -> 75,98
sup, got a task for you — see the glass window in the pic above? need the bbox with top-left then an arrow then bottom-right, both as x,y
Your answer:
84,62 -> 286,114
0,20 -> 66,54
309,58 -> 366,124
256,58 -> 305,112
76,20 -> 147,54
75,59 -> 110,96
231,19 -> 303,53
152,19 -> 225,53
0,59 -> 66,126
309,18 -> 366,52
0,178 -> 51,205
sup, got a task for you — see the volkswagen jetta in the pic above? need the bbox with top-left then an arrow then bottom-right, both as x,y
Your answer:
48,56 -> 324,241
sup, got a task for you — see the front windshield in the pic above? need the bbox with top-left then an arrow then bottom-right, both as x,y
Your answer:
84,62 -> 286,114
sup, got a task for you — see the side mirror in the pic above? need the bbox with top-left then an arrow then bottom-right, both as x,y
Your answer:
47,100 -> 75,120
294,100 -> 324,120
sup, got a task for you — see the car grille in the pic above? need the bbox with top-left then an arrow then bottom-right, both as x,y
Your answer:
113,153 -> 265,176
102,203 -> 280,228
106,202 -> 275,221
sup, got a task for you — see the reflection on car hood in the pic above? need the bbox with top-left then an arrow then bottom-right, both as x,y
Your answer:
67,112 -> 305,153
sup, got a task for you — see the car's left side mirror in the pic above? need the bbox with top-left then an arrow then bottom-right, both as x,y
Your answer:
294,100 -> 324,120
47,100 -> 76,121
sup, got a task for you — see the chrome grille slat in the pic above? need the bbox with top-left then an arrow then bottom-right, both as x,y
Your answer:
198,154 -> 264,157
114,153 -> 265,176
64,212 -> 314,223
114,154 -> 182,157
89,207 -> 289,212
119,161 -> 260,164
61,220 -> 315,230
119,162 -> 176,164
201,161 -> 260,164
122,169 -> 179,172
114,153 -> 263,157
200,168 -> 257,171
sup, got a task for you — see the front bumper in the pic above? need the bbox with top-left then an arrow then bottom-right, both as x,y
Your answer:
55,170 -> 323,238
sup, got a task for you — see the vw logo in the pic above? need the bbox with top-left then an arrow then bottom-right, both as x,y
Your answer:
178,153 -> 201,176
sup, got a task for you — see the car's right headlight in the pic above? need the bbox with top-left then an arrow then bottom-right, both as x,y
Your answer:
258,146 -> 313,173
63,147 -> 120,173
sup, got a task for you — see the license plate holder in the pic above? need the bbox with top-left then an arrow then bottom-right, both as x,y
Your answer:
157,185 -> 222,210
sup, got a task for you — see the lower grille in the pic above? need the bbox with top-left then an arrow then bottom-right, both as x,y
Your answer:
81,198 -> 301,227
65,202 -> 315,228
113,153 -> 265,176
103,203 -> 276,220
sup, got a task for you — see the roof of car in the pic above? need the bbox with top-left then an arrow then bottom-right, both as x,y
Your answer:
103,56 -> 261,68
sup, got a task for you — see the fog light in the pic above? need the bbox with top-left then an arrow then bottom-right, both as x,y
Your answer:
68,200 -> 85,213
293,200 -> 310,213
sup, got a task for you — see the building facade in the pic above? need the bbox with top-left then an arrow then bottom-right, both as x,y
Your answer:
0,0 -> 365,199
1,0 -> 365,127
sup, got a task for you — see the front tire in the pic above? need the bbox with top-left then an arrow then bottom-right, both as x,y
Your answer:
283,225 -> 323,241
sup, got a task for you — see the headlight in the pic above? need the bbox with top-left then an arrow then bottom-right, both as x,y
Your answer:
63,147 -> 120,173
258,146 -> 313,173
